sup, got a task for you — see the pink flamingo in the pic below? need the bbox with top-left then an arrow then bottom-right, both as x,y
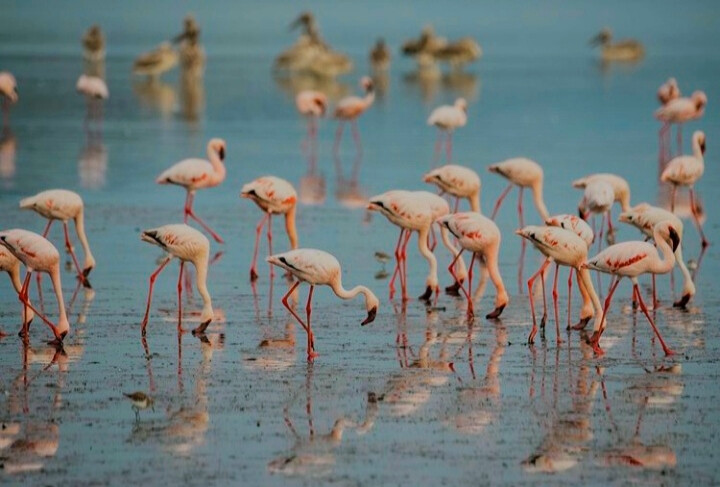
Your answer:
19,189 -> 95,288
140,224 -> 213,336
0,229 -> 69,343
76,74 -> 108,122
0,71 -> 18,127
488,158 -> 549,226
267,248 -> 379,362
572,173 -> 631,213
422,164 -> 481,212
516,225 -> 602,345
240,176 -> 299,281
0,246 -> 34,335
156,138 -> 227,244
333,77 -> 375,156
296,90 -> 327,147
427,98 -> 467,163
619,203 -> 695,308
578,180 -> 615,249
661,130 -> 708,248
655,90 -> 706,161
657,78 -> 680,105
582,221 -> 679,356
436,212 -> 508,319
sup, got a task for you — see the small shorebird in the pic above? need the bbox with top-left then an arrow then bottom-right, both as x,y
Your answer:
0,246 -> 34,334
433,37 -> 482,70
124,391 -> 154,421
661,130 -> 707,247
655,91 -> 706,160
133,43 -> 178,80
0,71 -> 18,127
583,221 -> 679,356
0,229 -> 70,343
82,25 -> 105,62
140,224 -> 214,336
590,28 -> 644,62
427,98 -> 467,163
488,158 -> 550,225
267,248 -> 379,362
333,77 -> 375,155
240,176 -> 299,281
423,164 -> 481,213
156,138 -> 227,244
20,189 -> 96,287
578,180 -> 615,248
436,212 -> 508,319
370,38 -> 391,72
401,25 -> 447,69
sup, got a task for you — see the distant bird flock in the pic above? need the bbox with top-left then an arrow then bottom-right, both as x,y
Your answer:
0,14 -> 709,364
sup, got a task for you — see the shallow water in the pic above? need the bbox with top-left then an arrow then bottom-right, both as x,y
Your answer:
1,0 -> 720,485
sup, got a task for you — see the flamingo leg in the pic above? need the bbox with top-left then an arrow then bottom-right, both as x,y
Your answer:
267,214 -> 275,279
540,263 -> 548,329
388,229 -> 405,299
250,213 -> 269,281
183,192 -> 191,224
141,257 -> 172,336
64,221 -> 90,288
42,220 -> 53,238
333,121 -> 345,156
670,185 -> 677,213
17,271 -> 61,339
676,124 -> 683,156
448,249 -> 473,314
281,281 -> 314,361
658,124 -> 668,166
633,283 -> 675,356
305,285 -> 318,360
186,207 -> 224,244
428,225 -> 437,252
433,129 -> 443,165
567,268 -> 573,330
177,261 -> 184,332
553,263 -> 563,344
400,230 -> 412,301
527,259 -> 551,344
446,131 -> 452,162
517,187 -> 524,228
467,252 -> 476,301
689,188 -> 709,248
589,276 -> 621,354
490,184 -> 513,220
453,197 -> 460,213
652,273 -> 657,310
19,272 -> 32,336
351,120 -> 363,155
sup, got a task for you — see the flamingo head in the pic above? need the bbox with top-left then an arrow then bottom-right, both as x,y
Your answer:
313,95 -> 327,116
361,290 -> 379,326
208,138 -> 226,161
656,222 -> 681,252
455,98 -> 467,113
360,76 -> 374,93
692,91 -> 707,111
694,131 -> 706,154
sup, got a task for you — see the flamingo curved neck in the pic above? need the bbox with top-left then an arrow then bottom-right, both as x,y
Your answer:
363,91 -> 375,109
692,139 -> 705,160
417,226 -> 438,287
578,268 -> 603,332
194,256 -> 213,321
439,226 -> 466,280
285,206 -> 299,249
469,192 -> 481,213
532,182 -> 550,221
50,268 -> 69,332
330,278 -> 372,308
74,210 -> 94,269
651,227 -> 676,275
207,146 -> 226,182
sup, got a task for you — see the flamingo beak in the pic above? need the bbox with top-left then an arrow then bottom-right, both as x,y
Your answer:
669,228 -> 680,252
700,140 -> 706,154
219,146 -> 225,161
361,306 -> 377,326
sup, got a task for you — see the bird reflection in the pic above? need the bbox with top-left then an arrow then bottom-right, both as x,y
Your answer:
0,126 -> 16,185
402,69 -> 479,105
179,69 -> 205,124
333,153 -> 368,209
133,79 -> 177,120
78,133 -> 107,189
274,72 -> 351,102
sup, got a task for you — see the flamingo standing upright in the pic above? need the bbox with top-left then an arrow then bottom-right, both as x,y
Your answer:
0,246 -> 34,335
488,158 -> 549,225
76,74 -> 108,123
655,91 -> 706,161
0,71 -> 18,127
661,130 -> 708,247
619,203 -> 695,308
240,176 -> 299,281
422,164 -> 481,212
19,189 -> 95,287
427,98 -> 467,163
578,180 -> 615,248
267,248 -> 379,361
296,90 -> 327,149
333,77 -> 375,156
516,225 -> 602,344
0,229 -> 69,343
156,138 -> 227,244
139,224 -> 213,336
436,212 -> 508,319
582,221 -> 679,356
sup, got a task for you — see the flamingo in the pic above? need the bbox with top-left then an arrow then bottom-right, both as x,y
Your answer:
427,98 -> 467,163
436,212 -> 508,319
578,180 -> 615,248
516,225 -> 602,344
267,248 -> 379,361
589,28 -> 644,62
488,158 -> 549,225
19,189 -> 95,287
572,173 -> 631,213
333,77 -> 375,155
240,176 -> 299,281
296,90 -> 327,148
655,91 -> 706,160
0,71 -> 18,127
422,164 -> 481,213
582,221 -> 679,356
619,203 -> 695,308
139,224 -> 213,336
0,229 -> 69,343
156,138 -> 227,244
76,75 -> 108,124
367,190 -> 467,302
0,246 -> 34,334
657,78 -> 680,106
661,130 -> 708,247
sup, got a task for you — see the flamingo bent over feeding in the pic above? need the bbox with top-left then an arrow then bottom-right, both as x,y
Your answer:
76,75 -> 108,123
296,90 -> 327,147
578,180 -> 615,248
156,138 -> 227,244
240,176 -> 299,281
488,158 -> 549,225
333,77 -> 375,156
572,173 -> 631,214
267,248 -> 379,362
0,71 -> 18,127
436,212 -> 508,319
423,164 -> 481,213
516,225 -> 602,345
20,189 -> 95,287
619,203 -> 695,308
660,130 -> 708,247
427,98 -> 467,163
0,229 -> 69,343
582,221 -> 679,356
140,224 -> 213,336
0,246 -> 34,334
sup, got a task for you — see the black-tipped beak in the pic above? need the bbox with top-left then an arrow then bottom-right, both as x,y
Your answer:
361,306 -> 377,326
701,140 -> 706,154
219,146 -> 225,161
578,207 -> 587,220
669,228 -> 680,252
418,285 -> 433,302
673,293 -> 691,309
485,304 -> 506,320
83,266 -> 93,277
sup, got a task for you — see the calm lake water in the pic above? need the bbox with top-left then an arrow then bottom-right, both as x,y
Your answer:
1,1 -> 720,485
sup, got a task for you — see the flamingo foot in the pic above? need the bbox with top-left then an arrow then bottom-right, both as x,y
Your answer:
307,350 -> 320,362
587,331 -> 605,355
673,294 -> 691,309
48,330 -> 67,346
418,286 -> 433,302
663,347 -> 676,357
445,281 -> 463,296
192,320 -> 212,335
486,304 -> 505,320
570,317 -> 591,331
